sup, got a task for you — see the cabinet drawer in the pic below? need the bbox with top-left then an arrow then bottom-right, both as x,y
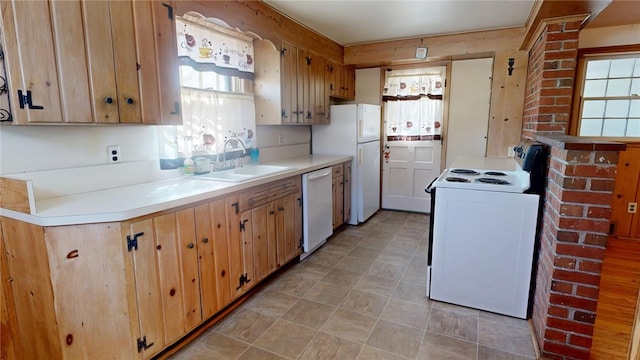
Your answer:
332,164 -> 343,178
239,176 -> 301,210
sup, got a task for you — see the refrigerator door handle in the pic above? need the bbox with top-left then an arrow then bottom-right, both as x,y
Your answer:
358,148 -> 362,166
358,119 -> 363,139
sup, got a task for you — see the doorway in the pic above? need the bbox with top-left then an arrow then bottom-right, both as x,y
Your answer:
381,67 -> 445,213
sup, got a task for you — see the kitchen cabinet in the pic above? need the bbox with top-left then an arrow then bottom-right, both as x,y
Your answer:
0,217 -> 136,359
343,161 -> 352,223
327,61 -> 356,101
239,178 -> 303,281
124,209 -> 202,359
0,174 -> 305,358
1,0 -> 181,125
332,164 -> 345,229
254,40 -> 329,125
226,194 -> 256,298
280,41 -> 300,124
194,199 -> 232,319
332,161 -> 352,229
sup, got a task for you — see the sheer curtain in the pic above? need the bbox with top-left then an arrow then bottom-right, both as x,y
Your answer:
383,70 -> 444,141
178,87 -> 256,156
158,13 -> 257,168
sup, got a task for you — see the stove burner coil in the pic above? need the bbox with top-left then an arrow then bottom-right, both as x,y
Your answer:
484,171 -> 507,176
445,177 -> 470,183
476,177 -> 511,185
450,169 -> 480,175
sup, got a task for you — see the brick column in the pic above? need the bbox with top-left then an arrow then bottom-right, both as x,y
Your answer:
521,18 -> 628,360
523,21 -> 580,139
532,137 -> 625,359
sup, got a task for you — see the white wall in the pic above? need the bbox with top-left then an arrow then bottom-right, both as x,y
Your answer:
355,68 -> 382,105
255,125 -> 311,162
0,126 -> 160,175
0,124 -> 312,175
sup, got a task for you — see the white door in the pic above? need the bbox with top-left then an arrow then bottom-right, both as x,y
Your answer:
445,58 -> 493,167
382,140 -> 441,213
356,140 -> 380,223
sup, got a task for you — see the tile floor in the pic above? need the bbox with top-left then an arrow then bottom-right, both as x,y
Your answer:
171,210 -> 539,360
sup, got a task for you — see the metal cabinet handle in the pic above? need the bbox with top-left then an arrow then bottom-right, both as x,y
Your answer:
126,97 -> 134,105
187,243 -> 195,249
202,238 -> 209,244
105,97 -> 114,104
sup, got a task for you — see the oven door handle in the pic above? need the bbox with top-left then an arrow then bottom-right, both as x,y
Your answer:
425,177 -> 437,193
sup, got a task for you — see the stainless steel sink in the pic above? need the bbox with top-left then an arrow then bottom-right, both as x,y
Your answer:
194,164 -> 293,182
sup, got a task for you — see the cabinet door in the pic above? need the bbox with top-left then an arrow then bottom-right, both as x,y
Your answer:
2,0 -> 62,124
280,42 -> 298,124
345,66 -> 356,100
298,49 -> 314,124
335,176 -> 344,229
297,48 -> 308,123
128,209 -> 202,358
194,199 -> 231,319
83,1 -> 123,123
45,224 -> 135,359
343,162 -> 352,223
133,1 -> 182,125
127,219 -> 164,359
175,209 -> 202,332
248,205 -> 272,283
226,196 -> 255,297
313,55 -> 328,124
280,194 -> 302,263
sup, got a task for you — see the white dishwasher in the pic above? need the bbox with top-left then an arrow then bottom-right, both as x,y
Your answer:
301,167 -> 333,260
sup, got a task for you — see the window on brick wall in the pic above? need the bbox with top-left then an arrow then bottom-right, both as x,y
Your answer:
573,52 -> 640,138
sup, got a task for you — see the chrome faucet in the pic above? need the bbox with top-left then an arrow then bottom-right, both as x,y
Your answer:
222,138 -> 247,169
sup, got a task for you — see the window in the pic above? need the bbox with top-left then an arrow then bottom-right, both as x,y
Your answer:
158,13 -> 257,168
574,53 -> 640,138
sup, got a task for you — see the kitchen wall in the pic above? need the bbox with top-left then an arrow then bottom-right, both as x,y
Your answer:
0,126 -> 160,175
0,123 -> 310,175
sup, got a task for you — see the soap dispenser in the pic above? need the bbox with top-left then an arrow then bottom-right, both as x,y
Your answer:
183,156 -> 195,175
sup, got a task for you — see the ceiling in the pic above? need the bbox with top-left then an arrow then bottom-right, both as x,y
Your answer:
262,0 -> 639,47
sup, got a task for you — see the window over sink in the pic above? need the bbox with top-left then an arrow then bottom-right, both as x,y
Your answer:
158,12 -> 258,168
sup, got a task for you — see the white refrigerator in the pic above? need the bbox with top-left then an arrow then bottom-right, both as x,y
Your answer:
312,104 -> 381,225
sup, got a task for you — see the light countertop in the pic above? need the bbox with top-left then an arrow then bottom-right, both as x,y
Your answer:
0,155 -> 351,227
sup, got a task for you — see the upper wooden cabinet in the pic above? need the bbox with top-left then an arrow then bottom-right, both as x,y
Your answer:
0,0 -> 181,125
327,61 -> 356,101
255,40 -> 331,125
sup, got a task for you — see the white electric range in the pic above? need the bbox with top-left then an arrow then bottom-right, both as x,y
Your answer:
425,141 -> 545,319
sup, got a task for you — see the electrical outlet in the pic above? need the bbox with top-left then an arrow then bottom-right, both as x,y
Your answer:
278,133 -> 284,145
507,146 -> 515,157
629,202 -> 638,214
107,145 -> 121,164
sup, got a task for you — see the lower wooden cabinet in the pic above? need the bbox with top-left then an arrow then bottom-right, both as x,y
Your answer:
194,199 -> 232,319
0,175 -> 303,359
0,217 -> 136,359
123,209 -> 202,359
333,161 -> 352,228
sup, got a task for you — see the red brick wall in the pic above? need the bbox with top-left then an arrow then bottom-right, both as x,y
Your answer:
533,145 -> 620,359
523,22 -> 580,140
523,19 -> 625,360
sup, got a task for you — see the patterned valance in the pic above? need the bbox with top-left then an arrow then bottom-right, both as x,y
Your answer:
176,12 -> 254,76
382,74 -> 443,101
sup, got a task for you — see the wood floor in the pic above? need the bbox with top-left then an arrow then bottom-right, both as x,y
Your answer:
591,237 -> 640,359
